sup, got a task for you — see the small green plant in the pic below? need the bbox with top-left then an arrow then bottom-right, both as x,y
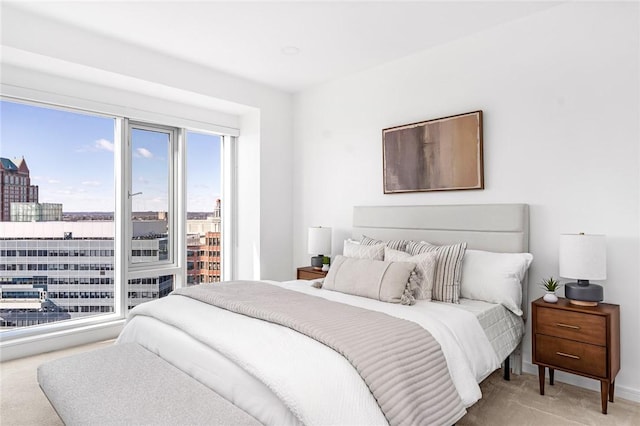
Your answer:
540,276 -> 561,292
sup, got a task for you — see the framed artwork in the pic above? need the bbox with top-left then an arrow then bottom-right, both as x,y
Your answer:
382,111 -> 483,193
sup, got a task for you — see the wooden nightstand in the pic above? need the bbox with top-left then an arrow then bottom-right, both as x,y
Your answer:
532,297 -> 620,414
296,266 -> 327,280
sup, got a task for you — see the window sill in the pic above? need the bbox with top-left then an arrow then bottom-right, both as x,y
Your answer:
0,317 -> 125,362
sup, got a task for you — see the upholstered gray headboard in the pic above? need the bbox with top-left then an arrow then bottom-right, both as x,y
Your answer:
352,203 -> 530,315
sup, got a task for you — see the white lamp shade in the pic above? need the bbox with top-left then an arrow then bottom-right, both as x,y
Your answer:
308,227 -> 332,255
559,234 -> 606,280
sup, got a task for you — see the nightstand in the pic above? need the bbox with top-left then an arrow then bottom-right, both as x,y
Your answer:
296,266 -> 327,280
532,297 -> 620,414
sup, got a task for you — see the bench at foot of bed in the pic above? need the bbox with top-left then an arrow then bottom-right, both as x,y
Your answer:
37,342 -> 261,426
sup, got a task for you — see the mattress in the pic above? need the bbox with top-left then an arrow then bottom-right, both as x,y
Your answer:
448,298 -> 525,368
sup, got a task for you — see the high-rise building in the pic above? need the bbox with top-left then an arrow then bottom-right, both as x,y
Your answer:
186,201 -> 222,285
187,231 -> 221,285
0,157 -> 39,221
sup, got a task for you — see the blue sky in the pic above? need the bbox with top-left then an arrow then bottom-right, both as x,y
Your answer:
0,100 -> 221,212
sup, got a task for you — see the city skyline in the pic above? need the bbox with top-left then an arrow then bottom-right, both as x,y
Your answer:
0,100 -> 222,213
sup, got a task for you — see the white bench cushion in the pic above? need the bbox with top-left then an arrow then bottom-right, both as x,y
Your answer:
37,343 -> 261,426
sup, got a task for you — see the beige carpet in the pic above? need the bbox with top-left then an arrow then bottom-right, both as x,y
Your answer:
460,370 -> 639,426
1,340 -> 638,425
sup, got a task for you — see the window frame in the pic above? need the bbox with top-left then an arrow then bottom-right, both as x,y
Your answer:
126,119 -> 180,272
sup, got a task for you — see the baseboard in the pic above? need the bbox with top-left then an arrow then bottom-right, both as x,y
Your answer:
522,361 -> 640,403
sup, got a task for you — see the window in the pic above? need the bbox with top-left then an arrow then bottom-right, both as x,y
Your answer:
0,99 -> 116,328
185,131 -> 223,286
129,123 -> 175,266
0,98 -> 233,337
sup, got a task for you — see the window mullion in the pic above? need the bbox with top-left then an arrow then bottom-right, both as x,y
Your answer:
115,118 -> 129,317
222,135 -> 237,281
175,128 -> 187,289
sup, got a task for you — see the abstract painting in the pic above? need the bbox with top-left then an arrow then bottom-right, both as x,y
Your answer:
382,111 -> 483,193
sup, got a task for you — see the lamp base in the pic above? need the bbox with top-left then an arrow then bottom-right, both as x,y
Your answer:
311,255 -> 324,270
568,299 -> 599,307
564,281 -> 603,307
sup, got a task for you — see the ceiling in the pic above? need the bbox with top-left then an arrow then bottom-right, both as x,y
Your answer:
7,1 -> 561,93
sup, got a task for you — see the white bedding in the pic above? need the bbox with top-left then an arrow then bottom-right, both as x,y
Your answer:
117,280 -> 501,425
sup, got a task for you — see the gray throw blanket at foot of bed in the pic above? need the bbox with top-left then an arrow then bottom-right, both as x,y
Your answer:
173,281 -> 466,426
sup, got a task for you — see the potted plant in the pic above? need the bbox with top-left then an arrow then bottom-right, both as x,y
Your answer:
322,256 -> 331,272
540,276 -> 561,303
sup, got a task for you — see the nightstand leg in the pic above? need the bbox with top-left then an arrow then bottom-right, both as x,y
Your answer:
549,368 -> 554,386
538,365 -> 545,395
609,381 -> 615,402
600,381 -> 609,414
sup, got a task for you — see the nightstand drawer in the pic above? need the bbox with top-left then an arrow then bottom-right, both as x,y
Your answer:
535,334 -> 607,378
298,270 -> 323,280
536,306 -> 606,345
297,267 -> 327,280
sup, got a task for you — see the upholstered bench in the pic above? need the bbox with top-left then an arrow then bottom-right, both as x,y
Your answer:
37,342 -> 261,426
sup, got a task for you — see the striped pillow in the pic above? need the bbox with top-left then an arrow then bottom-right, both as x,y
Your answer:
405,241 -> 467,303
361,235 -> 409,252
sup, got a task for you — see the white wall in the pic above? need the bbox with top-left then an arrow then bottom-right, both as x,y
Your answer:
293,2 -> 640,400
1,4 -> 294,282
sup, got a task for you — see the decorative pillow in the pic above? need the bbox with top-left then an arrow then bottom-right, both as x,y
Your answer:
460,249 -> 533,316
343,239 -> 384,260
323,255 -> 416,304
405,241 -> 467,303
361,235 -> 410,252
384,247 -> 437,300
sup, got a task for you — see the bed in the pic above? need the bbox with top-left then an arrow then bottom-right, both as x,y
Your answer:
114,203 -> 531,426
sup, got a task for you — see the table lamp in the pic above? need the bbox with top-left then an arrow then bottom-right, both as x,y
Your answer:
308,226 -> 332,270
559,233 -> 606,306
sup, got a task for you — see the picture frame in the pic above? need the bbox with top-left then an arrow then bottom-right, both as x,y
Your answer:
382,110 -> 483,193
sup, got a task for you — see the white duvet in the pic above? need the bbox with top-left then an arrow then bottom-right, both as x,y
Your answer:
117,280 -> 500,425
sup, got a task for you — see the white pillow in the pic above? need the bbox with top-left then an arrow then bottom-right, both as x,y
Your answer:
460,249 -> 533,316
343,239 -> 384,260
385,247 -> 437,301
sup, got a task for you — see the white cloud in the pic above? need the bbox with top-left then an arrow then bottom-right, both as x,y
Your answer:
136,148 -> 153,158
48,178 -> 60,184
82,180 -> 101,186
95,139 -> 114,152
137,176 -> 150,185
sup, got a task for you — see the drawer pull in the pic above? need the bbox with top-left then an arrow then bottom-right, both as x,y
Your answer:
556,323 -> 580,330
556,352 -> 580,360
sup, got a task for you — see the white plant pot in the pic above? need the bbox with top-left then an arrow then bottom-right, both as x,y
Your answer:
543,291 -> 558,303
